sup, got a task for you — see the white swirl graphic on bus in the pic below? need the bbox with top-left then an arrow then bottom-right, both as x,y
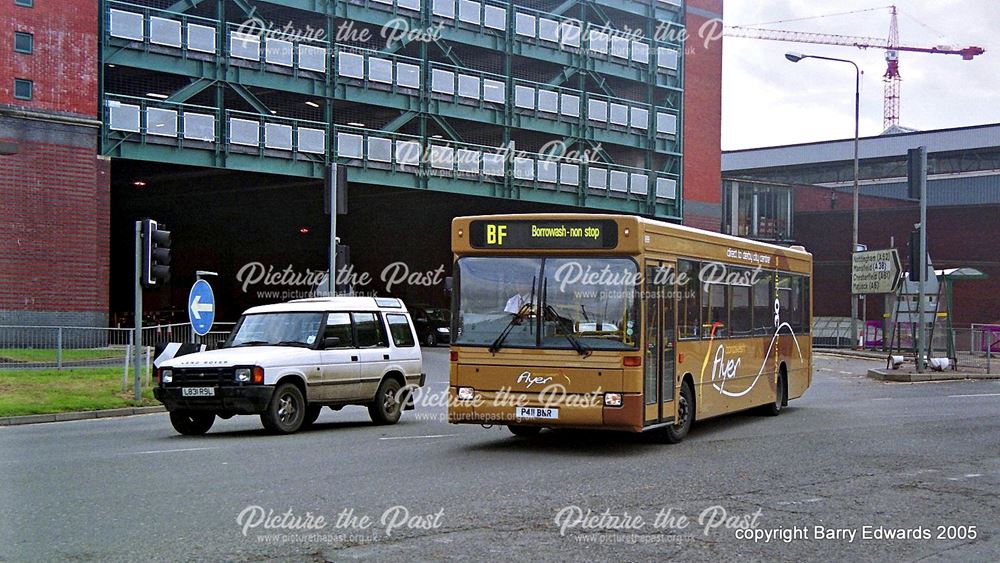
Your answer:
701,298 -> 803,398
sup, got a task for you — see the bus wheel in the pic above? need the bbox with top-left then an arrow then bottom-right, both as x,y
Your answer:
508,425 -> 541,437
663,382 -> 694,444
763,372 -> 786,416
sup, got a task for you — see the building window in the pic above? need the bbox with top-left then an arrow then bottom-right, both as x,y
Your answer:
15,0 -> 34,7
723,181 -> 794,242
14,79 -> 32,100
14,32 -> 33,53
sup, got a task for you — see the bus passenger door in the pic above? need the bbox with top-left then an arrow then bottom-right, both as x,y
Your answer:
644,263 -> 676,425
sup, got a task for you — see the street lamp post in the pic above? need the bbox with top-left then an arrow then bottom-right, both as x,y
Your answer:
786,52 -> 861,348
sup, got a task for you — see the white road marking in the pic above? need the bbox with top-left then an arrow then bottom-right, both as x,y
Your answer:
838,371 -> 853,375
872,398 -> 892,401
776,498 -> 822,506
947,393 -> 1000,399
378,434 -> 460,441
818,368 -> 835,372
131,447 -> 216,455
965,474 -> 983,478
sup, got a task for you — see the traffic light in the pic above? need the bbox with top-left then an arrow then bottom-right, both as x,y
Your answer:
141,219 -> 171,288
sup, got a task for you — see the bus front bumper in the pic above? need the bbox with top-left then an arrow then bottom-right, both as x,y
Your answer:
447,388 -> 644,432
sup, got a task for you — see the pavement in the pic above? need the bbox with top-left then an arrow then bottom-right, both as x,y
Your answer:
1,349 -> 998,561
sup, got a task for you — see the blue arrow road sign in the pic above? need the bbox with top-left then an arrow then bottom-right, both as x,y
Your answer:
188,279 -> 216,336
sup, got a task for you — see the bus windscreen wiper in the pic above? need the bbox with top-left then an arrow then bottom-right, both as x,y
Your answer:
542,304 -> 591,358
488,303 -> 533,354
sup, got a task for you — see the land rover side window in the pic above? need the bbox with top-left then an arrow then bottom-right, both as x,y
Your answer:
324,313 -> 354,348
354,312 -> 388,347
677,260 -> 700,339
387,314 -> 415,347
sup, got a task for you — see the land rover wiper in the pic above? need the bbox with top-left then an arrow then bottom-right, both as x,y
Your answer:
233,340 -> 269,347
488,303 -> 533,355
542,304 -> 591,358
275,340 -> 311,348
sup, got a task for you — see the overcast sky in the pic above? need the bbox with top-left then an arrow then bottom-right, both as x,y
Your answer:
721,0 -> 999,150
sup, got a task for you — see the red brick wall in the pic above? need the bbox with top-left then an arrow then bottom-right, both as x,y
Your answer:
0,136 -> 110,315
795,205 -> 1000,327
0,0 -> 98,117
682,0 -> 723,231
794,184 -> 912,213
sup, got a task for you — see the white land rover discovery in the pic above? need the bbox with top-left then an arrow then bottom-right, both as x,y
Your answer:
154,297 -> 424,435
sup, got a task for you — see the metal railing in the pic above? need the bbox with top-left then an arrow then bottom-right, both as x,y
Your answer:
0,323 -> 235,371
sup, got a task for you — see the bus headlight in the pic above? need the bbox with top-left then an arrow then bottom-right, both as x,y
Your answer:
457,387 -> 475,401
604,392 -> 623,407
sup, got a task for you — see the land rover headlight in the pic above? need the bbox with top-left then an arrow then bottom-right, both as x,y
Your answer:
234,368 -> 252,383
604,392 -> 623,407
160,369 -> 173,384
457,387 -> 475,401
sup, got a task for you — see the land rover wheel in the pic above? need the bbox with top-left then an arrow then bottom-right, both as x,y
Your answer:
262,383 -> 306,434
663,381 -> 694,444
508,425 -> 542,437
369,378 -> 403,425
169,411 -> 215,435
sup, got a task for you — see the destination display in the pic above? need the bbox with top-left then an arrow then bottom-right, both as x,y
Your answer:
468,220 -> 619,249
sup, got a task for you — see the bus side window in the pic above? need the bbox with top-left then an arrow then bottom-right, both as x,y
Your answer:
702,280 -> 728,338
729,275 -> 751,337
800,277 -> 811,334
752,273 -> 773,335
677,260 -> 700,339
777,275 -> 792,329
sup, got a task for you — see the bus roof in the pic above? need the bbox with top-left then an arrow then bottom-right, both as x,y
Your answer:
452,213 -> 812,258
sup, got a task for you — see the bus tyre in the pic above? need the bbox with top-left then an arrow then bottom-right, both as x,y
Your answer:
664,382 -> 694,444
301,405 -> 323,429
763,373 -> 786,416
508,425 -> 542,437
369,378 -> 403,425
262,383 -> 306,434
169,411 -> 215,435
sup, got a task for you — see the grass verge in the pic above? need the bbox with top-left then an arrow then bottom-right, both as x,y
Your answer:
0,368 -> 158,417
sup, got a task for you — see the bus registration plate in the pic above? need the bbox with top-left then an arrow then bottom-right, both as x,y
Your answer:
515,407 -> 559,420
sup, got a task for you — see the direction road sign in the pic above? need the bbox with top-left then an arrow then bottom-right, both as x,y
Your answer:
852,249 -> 902,295
188,279 -> 216,336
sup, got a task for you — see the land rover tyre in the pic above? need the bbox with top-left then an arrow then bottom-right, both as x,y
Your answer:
262,383 -> 306,434
425,332 -> 438,347
763,371 -> 786,416
663,381 -> 694,444
369,378 -> 403,425
169,411 -> 215,435
508,425 -> 542,437
301,405 -> 323,429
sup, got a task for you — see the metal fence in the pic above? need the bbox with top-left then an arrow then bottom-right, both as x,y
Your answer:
0,323 -> 235,371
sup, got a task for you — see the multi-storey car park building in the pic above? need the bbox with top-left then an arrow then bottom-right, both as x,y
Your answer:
1,0 -> 723,325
